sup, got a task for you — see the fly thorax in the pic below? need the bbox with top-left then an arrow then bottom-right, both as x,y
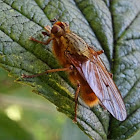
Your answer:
65,33 -> 89,56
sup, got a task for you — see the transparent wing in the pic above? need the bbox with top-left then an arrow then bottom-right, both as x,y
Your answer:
67,53 -> 127,121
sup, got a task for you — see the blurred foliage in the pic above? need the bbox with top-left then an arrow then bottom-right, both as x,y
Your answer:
0,111 -> 33,140
0,68 -> 90,140
1,64 -> 140,140
0,67 -> 139,139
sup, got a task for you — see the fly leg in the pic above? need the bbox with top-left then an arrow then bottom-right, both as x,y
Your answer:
88,47 -> 104,56
44,25 -> 51,35
29,36 -> 53,45
108,72 -> 113,78
22,65 -> 74,78
30,25 -> 53,45
99,102 -> 107,111
41,25 -> 52,36
73,81 -> 80,123
96,50 -> 104,55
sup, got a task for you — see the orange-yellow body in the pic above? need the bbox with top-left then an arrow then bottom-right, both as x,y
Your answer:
27,20 -> 127,121
51,21 -> 99,107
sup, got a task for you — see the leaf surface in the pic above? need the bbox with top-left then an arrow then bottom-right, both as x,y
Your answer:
0,0 -> 140,139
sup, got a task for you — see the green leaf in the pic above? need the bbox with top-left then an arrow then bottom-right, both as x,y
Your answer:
0,0 -> 140,139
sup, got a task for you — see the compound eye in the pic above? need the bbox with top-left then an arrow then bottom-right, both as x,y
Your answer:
51,25 -> 60,34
